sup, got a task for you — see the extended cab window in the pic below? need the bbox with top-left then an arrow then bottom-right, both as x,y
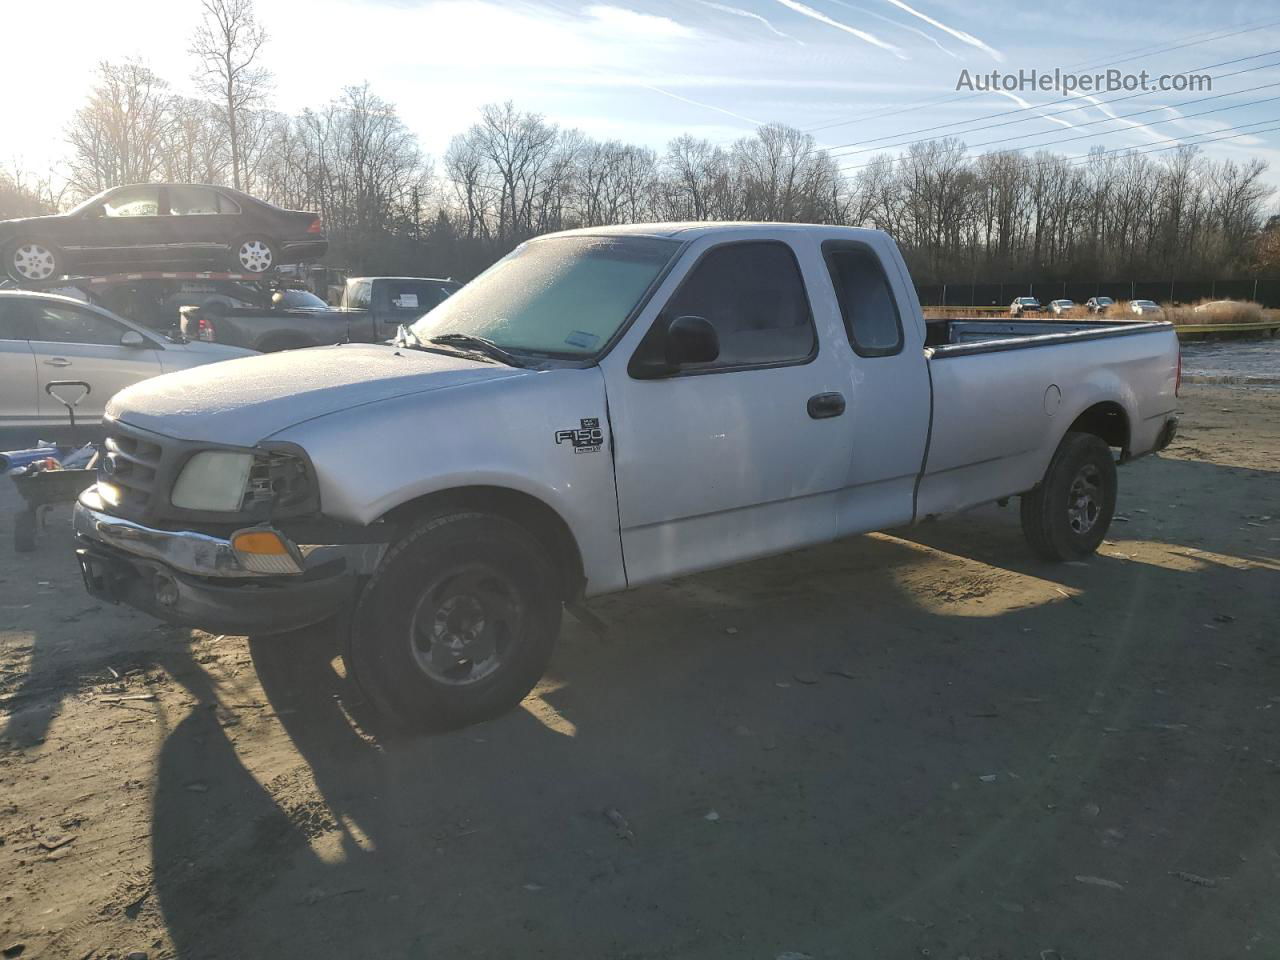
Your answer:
662,241 -> 814,370
823,242 -> 903,357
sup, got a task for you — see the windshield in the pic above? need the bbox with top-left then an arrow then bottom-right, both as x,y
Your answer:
409,235 -> 680,357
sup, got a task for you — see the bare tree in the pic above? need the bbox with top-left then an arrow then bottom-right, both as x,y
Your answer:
66,60 -> 173,197
190,0 -> 270,190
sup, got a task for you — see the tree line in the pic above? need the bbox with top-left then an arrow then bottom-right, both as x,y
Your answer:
2,0 -> 1276,283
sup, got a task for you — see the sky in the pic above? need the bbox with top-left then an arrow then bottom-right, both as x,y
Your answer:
1,0 -> 1278,193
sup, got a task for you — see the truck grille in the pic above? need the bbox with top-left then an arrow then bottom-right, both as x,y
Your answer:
101,430 -> 165,516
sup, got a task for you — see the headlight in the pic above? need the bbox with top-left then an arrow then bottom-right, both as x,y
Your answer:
171,451 -> 254,512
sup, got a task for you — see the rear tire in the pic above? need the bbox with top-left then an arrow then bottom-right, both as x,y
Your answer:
231,236 -> 277,274
1020,431 -> 1117,561
347,511 -> 562,731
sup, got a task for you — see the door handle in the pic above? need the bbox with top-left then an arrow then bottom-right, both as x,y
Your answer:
807,392 -> 846,419
44,357 -> 73,367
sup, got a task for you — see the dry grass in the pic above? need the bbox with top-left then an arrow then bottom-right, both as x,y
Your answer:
1160,299 -> 1265,325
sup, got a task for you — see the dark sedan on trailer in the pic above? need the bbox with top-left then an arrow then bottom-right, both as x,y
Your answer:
1,184 -> 327,282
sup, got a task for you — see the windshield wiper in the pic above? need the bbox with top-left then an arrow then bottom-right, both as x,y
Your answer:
428,333 -> 527,368
390,324 -> 492,363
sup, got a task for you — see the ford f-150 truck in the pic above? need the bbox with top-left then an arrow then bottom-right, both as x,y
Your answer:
73,223 -> 1180,729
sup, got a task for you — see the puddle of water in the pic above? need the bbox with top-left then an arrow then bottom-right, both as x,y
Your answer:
1180,338 -> 1280,381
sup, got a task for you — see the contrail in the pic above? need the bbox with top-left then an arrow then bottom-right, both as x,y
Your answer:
828,0 -> 959,59
881,0 -> 1003,61
697,0 -> 805,44
994,90 -> 1076,129
1069,91 -> 1172,143
771,0 -> 908,59
639,83 -> 765,126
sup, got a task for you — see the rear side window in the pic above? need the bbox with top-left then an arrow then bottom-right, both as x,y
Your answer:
347,282 -> 372,309
661,241 -> 814,370
823,242 -> 903,357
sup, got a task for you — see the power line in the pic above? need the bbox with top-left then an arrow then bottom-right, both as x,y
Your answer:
802,15 -> 1280,135
826,52 -> 1280,155
1064,118 -> 1280,165
834,69 -> 1280,161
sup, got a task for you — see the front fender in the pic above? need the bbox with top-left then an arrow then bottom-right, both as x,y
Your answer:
270,366 -> 628,596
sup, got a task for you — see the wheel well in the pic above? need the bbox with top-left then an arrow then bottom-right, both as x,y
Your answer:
1067,401 -> 1129,453
381,486 -> 585,601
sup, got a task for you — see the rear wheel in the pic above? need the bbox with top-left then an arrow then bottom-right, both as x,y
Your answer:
6,239 -> 62,282
347,511 -> 562,731
231,236 -> 277,274
1020,431 -> 1117,561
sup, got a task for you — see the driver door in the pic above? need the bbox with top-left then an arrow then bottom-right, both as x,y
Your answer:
23,301 -> 163,427
74,185 -> 169,269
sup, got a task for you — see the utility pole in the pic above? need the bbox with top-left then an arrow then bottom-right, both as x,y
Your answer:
412,186 -> 421,244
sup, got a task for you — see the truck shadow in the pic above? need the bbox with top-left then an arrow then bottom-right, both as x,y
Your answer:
148,454 -> 1280,959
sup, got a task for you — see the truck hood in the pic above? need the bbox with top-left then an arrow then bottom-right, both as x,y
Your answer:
107,343 -> 531,445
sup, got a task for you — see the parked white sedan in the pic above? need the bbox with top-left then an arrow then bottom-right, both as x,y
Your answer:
1048,299 -> 1076,315
1130,299 -> 1162,315
1,290 -> 254,445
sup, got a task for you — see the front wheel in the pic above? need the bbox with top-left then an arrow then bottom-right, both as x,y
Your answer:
1020,431 -> 1117,561
347,511 -> 562,731
6,239 -> 62,282
231,236 -> 277,273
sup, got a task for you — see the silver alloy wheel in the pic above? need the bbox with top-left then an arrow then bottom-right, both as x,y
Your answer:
237,239 -> 273,272
1066,464 -> 1102,534
13,243 -> 57,280
407,562 -> 524,686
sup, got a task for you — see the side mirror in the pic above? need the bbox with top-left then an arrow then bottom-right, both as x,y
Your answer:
631,315 -> 720,379
120,330 -> 147,348
665,315 -> 719,366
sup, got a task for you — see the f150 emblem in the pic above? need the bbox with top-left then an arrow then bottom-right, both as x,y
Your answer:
555,417 -> 603,454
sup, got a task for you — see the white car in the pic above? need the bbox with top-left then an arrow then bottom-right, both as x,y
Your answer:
1,290 -> 254,445
1130,299 -> 1162,315
1049,299 -> 1076,315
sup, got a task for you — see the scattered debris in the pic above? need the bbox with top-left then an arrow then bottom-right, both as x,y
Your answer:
824,666 -> 859,679
98,694 -> 157,704
704,810 -> 720,822
724,626 -> 739,635
184,782 -> 209,793
1079,802 -> 1100,820
1212,614 -> 1236,624
1113,515 -> 1131,522
792,672 -> 820,685
1075,874 -> 1124,890
978,774 -> 998,783
39,835 -> 74,851
523,883 -> 544,892
3,943 -> 24,958
1171,870 -> 1219,888
603,807 -> 634,841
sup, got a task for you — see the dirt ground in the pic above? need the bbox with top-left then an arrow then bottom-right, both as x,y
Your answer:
1,384 -> 1278,960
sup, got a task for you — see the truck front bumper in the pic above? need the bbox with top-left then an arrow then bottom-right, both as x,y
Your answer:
73,486 -> 380,636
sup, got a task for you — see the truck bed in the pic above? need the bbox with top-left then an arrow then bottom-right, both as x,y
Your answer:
925,317 -> 1172,354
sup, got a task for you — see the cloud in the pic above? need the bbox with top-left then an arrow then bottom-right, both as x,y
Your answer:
880,0 -> 1003,62
1068,91 -> 1172,143
696,0 -> 805,45
770,0 -> 908,59
584,4 -> 697,39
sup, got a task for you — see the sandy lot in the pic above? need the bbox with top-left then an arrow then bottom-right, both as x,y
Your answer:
1,385 -> 1278,960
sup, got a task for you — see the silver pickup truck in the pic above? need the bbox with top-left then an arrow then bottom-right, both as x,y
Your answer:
73,223 -> 1180,729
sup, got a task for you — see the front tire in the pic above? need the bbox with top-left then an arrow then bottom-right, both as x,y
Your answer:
347,511 -> 562,731
231,236 -> 277,274
1020,431 -> 1117,561
6,239 -> 62,282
